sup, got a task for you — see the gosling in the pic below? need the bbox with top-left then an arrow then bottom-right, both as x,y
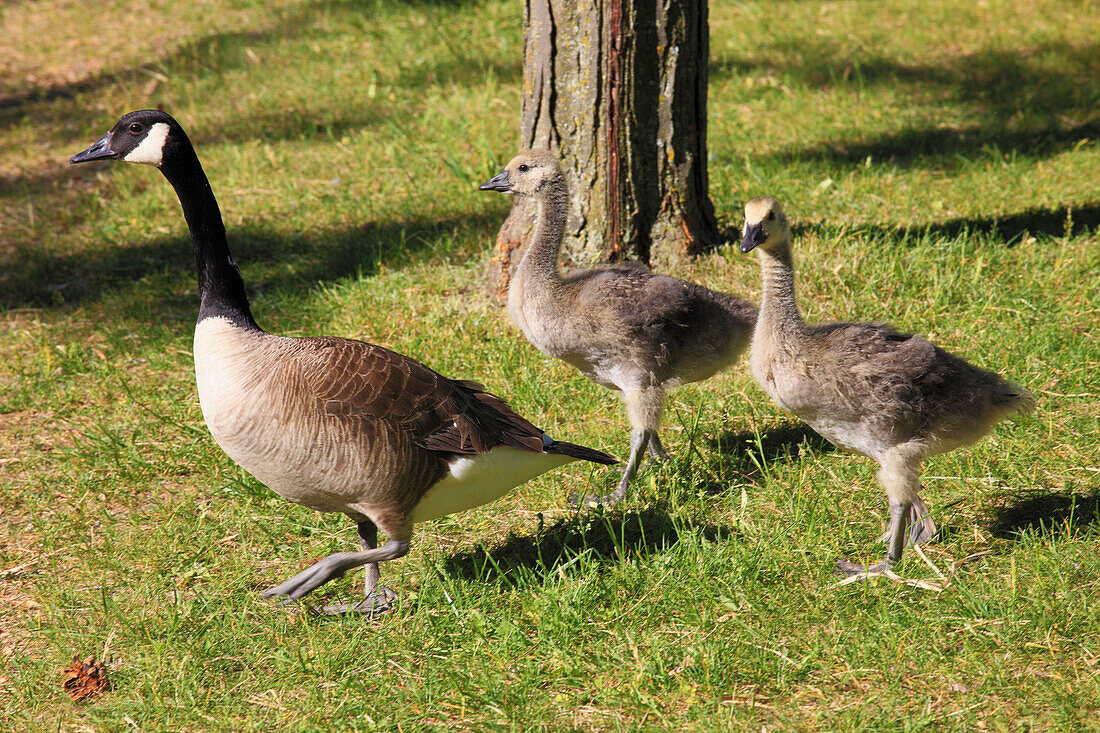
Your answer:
740,196 -> 1034,576
481,151 -> 757,506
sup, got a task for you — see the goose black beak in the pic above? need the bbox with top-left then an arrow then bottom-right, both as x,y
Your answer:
479,170 -> 512,193
70,133 -> 118,164
740,223 -> 766,253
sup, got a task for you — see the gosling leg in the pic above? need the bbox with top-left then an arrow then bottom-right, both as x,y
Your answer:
571,427 -> 649,508
648,433 -> 670,461
836,499 -> 910,577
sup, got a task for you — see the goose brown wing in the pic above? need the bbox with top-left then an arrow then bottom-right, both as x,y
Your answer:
293,336 -> 545,457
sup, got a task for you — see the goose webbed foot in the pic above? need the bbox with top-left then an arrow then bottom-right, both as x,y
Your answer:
262,540 -> 410,603
320,586 -> 397,617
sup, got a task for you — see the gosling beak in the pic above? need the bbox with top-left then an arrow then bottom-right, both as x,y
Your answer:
740,223 -> 767,253
479,170 -> 512,193
69,133 -> 118,164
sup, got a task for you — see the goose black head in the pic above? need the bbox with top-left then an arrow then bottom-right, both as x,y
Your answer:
70,110 -> 185,168
479,149 -> 563,197
740,196 -> 790,254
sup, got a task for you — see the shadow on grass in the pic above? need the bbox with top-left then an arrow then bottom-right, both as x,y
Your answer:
704,422 -> 834,488
0,212 -> 501,310
774,121 -> 1100,170
988,491 -> 1100,540
715,37 -> 1099,168
791,202 -> 1100,245
2,0 -> 517,138
889,203 -> 1100,242
443,505 -> 734,586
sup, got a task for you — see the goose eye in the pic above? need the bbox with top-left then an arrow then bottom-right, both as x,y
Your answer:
518,164 -> 530,172
128,122 -> 143,134
767,211 -> 775,221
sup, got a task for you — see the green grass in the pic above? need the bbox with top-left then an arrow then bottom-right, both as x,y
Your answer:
2,0 -> 1099,729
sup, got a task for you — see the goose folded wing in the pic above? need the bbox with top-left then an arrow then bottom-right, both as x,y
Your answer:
295,336 -> 544,457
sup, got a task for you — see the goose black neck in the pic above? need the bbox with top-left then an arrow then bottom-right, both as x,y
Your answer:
159,142 -> 259,331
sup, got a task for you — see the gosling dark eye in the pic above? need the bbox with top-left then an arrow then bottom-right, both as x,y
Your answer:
767,211 -> 775,221
518,164 -> 529,172
128,122 -> 143,134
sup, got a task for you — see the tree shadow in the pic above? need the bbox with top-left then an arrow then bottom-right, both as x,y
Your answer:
773,121 -> 1100,170
442,505 -> 734,586
0,212 -> 501,310
714,37 -> 1099,168
792,203 -> 1100,246
2,0 -> 517,140
704,422 -> 835,488
1,28 -> 274,130
894,204 -> 1100,242
988,491 -> 1100,540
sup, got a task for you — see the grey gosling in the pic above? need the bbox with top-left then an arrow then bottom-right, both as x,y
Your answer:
480,151 -> 757,507
71,111 -> 616,615
740,196 -> 1035,576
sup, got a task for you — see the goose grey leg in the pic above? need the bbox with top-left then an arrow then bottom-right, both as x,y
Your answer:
836,500 -> 910,577
647,433 -> 670,461
570,428 -> 649,508
262,537 -> 410,604
321,521 -> 399,616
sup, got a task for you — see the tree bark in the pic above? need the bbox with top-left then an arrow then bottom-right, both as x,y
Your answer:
487,0 -> 719,305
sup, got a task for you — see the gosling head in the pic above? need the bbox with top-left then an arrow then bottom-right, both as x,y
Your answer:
70,109 -> 185,168
479,149 -> 564,197
740,197 -> 790,254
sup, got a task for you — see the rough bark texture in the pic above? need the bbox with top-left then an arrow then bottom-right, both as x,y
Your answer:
487,0 -> 718,305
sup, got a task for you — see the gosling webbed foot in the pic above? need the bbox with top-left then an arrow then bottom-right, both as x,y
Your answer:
568,479 -> 627,509
568,428 -> 647,509
835,557 -> 893,578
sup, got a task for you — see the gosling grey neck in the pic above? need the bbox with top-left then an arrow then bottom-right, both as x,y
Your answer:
517,178 -> 570,289
756,236 -> 805,336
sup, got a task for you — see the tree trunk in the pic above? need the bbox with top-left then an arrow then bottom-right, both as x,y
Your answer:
487,0 -> 719,305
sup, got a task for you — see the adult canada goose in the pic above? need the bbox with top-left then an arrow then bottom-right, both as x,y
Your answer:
70,111 -> 616,615
480,151 -> 757,506
740,196 -> 1035,576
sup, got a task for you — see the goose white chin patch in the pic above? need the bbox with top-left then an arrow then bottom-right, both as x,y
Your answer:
123,122 -> 170,165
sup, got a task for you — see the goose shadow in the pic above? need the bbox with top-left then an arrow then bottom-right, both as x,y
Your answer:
988,491 -> 1100,540
441,505 -> 734,586
703,422 -> 835,488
